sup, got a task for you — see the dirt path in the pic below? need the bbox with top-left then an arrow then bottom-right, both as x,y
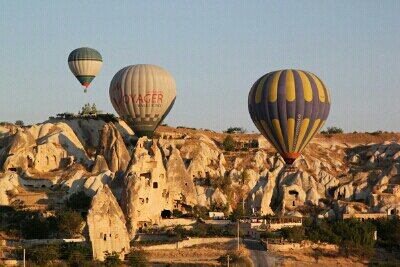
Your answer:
244,239 -> 279,267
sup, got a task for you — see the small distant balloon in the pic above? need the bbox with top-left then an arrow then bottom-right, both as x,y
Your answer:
109,64 -> 176,137
68,47 -> 103,93
248,69 -> 331,165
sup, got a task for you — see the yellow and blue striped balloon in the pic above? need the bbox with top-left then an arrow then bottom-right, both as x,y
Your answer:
248,69 -> 330,165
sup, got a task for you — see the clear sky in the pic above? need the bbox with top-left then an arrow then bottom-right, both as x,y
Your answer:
1,1 -> 399,133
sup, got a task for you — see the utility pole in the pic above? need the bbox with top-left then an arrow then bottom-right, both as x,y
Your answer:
23,248 -> 26,267
237,219 -> 240,251
227,254 -> 230,267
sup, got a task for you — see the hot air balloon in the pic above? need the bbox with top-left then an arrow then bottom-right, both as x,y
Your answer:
248,69 -> 330,166
68,47 -> 103,93
109,64 -> 176,137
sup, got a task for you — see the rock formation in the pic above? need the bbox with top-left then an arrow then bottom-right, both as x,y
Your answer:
86,185 -> 130,261
0,118 -> 399,241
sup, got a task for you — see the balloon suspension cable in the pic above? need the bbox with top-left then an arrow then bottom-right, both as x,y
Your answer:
284,164 -> 297,173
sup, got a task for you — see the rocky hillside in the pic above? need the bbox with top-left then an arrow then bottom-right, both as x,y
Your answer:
0,119 -> 399,236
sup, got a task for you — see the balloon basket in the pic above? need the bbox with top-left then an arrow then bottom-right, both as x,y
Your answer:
84,88 -> 88,93
284,165 -> 297,172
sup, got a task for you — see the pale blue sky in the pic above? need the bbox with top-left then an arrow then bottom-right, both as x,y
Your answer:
0,1 -> 399,132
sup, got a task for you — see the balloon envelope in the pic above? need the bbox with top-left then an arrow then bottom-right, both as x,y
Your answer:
109,64 -> 176,137
248,69 -> 330,164
68,47 -> 103,91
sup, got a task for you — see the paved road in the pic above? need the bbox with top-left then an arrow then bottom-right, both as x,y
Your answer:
244,239 -> 277,267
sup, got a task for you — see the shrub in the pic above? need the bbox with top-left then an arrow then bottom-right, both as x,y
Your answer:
321,127 -> 343,134
27,245 -> 59,265
209,175 -> 232,193
104,251 -> 122,267
339,240 -> 374,259
218,248 -> 252,267
126,248 -> 150,266
260,231 -> 281,239
240,170 -> 250,185
172,209 -> 183,218
59,245 -> 91,267
97,113 -> 118,123
223,135 -> 236,151
55,112 -> 75,120
173,222 -> 234,238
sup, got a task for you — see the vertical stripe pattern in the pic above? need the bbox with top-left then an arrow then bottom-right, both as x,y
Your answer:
248,69 -> 331,164
109,64 -> 176,137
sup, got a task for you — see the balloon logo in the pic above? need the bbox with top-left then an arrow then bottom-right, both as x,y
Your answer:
248,70 -> 331,165
68,47 -> 103,93
109,64 -> 176,137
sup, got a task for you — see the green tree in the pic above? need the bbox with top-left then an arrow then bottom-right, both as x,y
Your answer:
321,126 -> 343,134
281,226 -> 306,242
91,103 -> 98,114
193,205 -> 209,219
373,217 -> 400,248
57,211 -> 84,238
21,216 -> 49,239
223,135 -> 236,151
231,205 -> 245,221
66,191 -> 92,211
224,127 -> 246,134
15,120 -> 24,127
210,201 -> 229,213
80,103 -> 92,115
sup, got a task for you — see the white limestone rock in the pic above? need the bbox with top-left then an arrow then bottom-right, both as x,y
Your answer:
87,185 -> 130,261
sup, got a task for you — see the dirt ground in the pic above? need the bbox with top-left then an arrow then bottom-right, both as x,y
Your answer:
147,242 -> 230,265
272,247 -> 400,267
157,125 -> 400,145
147,242 -> 248,265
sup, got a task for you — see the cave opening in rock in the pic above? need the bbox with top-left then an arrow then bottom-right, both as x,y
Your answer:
141,172 -> 151,179
153,182 -> 158,188
289,190 -> 299,197
8,167 -> 17,171
161,209 -> 171,219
